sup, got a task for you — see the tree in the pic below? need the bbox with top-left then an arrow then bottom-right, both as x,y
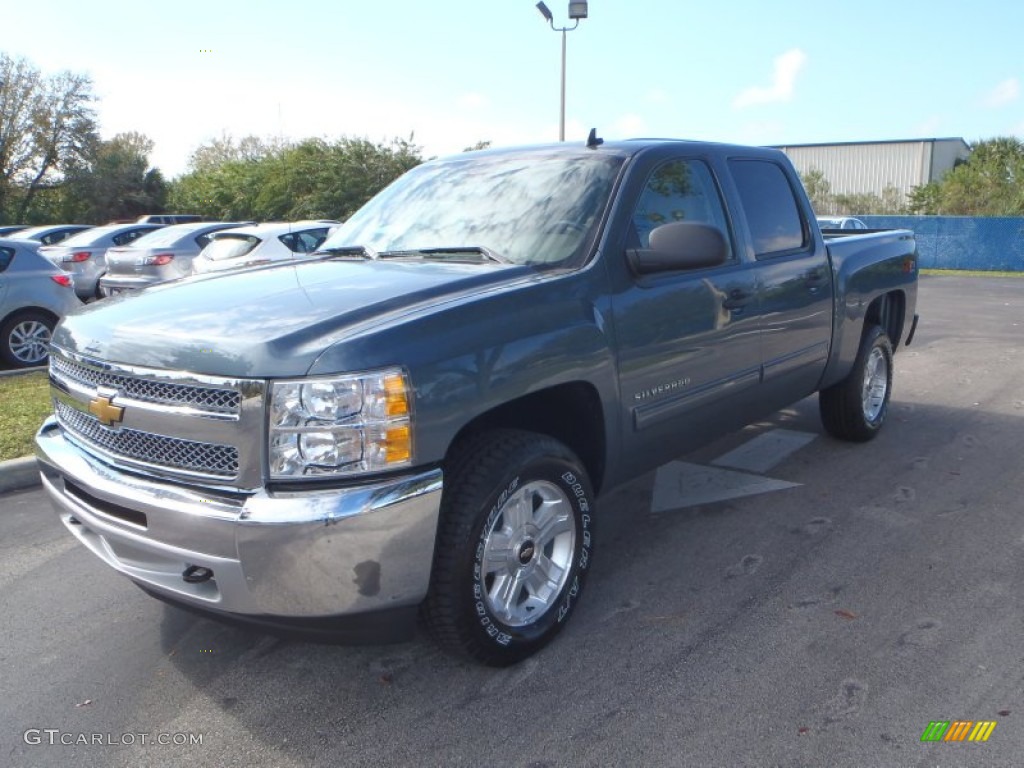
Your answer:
918,137 -> 1024,216
60,132 -> 167,222
800,168 -> 833,214
186,133 -> 287,172
0,52 -> 97,222
167,134 -> 424,221
800,168 -> 907,215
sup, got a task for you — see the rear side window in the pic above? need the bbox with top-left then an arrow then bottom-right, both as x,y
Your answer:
729,159 -> 807,257
0,246 -> 13,272
279,228 -> 329,253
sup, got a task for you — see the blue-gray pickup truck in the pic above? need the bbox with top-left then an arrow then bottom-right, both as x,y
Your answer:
36,138 -> 918,666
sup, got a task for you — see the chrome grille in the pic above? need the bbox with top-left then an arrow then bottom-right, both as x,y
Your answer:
51,354 -> 241,414
55,400 -> 239,478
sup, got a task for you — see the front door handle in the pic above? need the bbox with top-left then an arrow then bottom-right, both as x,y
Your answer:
722,289 -> 752,310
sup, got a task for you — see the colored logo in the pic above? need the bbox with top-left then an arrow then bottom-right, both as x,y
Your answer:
921,720 -> 997,742
88,394 -> 125,427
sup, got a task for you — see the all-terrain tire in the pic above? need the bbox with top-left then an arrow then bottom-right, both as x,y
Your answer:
422,429 -> 594,666
819,325 -> 893,442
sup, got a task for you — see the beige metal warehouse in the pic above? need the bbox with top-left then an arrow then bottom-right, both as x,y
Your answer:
775,138 -> 970,199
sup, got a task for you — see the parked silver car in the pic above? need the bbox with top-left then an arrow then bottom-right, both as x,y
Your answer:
191,222 -> 333,275
0,238 -> 82,367
13,224 -> 93,245
100,221 -> 252,296
39,223 -> 163,300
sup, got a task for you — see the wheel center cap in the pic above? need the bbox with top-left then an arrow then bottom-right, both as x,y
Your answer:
517,540 -> 536,565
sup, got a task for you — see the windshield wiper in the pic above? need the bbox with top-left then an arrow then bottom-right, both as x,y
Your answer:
378,246 -> 511,264
314,245 -> 378,260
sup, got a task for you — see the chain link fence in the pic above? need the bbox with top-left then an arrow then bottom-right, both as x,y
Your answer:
860,216 -> 1024,271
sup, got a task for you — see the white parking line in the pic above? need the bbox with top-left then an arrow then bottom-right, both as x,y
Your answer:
711,429 -> 818,473
650,462 -> 800,513
650,429 -> 817,513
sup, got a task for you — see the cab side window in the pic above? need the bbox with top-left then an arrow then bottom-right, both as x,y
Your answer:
728,159 -> 807,257
632,159 -> 733,261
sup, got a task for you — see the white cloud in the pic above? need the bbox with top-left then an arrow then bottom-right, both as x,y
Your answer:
733,49 -> 807,109
646,88 -> 668,105
913,116 -> 944,136
732,120 -> 786,145
457,92 -> 489,110
981,78 -> 1020,108
613,114 -> 648,137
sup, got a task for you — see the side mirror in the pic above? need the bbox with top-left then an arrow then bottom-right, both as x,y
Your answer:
627,221 -> 728,275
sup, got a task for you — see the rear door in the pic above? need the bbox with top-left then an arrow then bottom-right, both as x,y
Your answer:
611,153 -> 763,474
727,158 -> 833,400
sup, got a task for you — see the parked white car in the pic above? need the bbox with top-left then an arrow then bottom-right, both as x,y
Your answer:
191,222 -> 333,275
817,216 -> 868,231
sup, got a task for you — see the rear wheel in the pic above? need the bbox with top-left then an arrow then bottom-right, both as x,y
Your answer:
819,325 -> 893,442
1,311 -> 55,367
422,429 -> 594,666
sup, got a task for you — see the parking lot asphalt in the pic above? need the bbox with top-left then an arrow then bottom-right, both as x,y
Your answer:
2,275 -> 1023,767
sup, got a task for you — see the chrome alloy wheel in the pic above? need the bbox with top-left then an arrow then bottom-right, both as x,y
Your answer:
480,480 -> 577,628
9,319 -> 52,365
861,346 -> 889,423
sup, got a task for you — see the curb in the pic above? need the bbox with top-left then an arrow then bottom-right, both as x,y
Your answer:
0,456 -> 41,494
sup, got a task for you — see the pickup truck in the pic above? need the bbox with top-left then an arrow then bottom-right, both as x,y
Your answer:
36,137 -> 919,666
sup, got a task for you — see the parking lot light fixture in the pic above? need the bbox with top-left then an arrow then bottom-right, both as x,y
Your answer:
535,2 -> 588,142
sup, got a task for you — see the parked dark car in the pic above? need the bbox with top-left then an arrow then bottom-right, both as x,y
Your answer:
136,214 -> 203,225
0,238 -> 81,366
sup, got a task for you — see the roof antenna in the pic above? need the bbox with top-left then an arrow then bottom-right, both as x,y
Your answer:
586,128 -> 604,149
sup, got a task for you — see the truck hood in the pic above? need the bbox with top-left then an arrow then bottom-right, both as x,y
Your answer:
53,258 -> 532,377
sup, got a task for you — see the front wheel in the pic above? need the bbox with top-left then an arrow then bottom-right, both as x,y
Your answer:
422,430 -> 594,666
819,325 -> 893,442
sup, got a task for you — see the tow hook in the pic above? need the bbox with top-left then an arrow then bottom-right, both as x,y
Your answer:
182,565 -> 214,584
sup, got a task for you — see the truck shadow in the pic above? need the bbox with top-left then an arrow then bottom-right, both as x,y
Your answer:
151,394 -> 1022,765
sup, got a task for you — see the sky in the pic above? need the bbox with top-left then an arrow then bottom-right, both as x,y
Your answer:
7,0 -> 1024,179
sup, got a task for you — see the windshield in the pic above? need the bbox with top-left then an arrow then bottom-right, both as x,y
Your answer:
319,150 -> 624,267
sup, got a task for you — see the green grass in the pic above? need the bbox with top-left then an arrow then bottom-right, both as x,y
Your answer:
0,372 -> 52,462
921,268 -> 1023,278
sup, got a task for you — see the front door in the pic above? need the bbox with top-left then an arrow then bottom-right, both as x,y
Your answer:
611,156 -> 762,477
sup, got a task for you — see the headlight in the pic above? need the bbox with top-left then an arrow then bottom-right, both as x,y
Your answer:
268,369 -> 412,479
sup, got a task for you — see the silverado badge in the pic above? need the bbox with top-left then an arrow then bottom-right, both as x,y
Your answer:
89,394 -> 125,427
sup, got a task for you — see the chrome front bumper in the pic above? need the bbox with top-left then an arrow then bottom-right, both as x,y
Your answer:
36,417 -> 443,638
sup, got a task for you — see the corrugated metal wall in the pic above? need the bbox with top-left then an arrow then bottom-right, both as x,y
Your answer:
777,139 -> 970,199
861,215 -> 1024,271
781,143 -> 928,198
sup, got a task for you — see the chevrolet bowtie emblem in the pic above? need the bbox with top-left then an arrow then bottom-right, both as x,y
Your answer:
89,394 -> 125,427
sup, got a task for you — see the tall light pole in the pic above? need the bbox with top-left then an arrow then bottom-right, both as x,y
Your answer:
536,1 -> 588,142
